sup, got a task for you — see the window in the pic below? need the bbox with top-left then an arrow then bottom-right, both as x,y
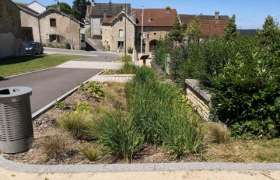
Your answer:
119,29 -> 124,38
49,34 -> 60,43
120,17 -> 123,22
50,18 -> 56,27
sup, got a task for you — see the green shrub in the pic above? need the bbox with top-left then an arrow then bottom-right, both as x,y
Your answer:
103,69 -> 111,75
117,62 -> 138,74
154,40 -> 169,69
78,83 -> 86,91
121,55 -> 132,63
128,47 -> 133,54
74,101 -> 91,113
87,82 -> 104,99
93,112 -> 144,161
58,112 -> 92,138
212,51 -> 280,138
65,43 -> 71,49
55,101 -> 69,110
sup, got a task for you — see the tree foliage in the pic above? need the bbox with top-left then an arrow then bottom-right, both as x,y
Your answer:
72,0 -> 87,21
168,16 -> 184,42
224,14 -> 237,40
47,2 -> 72,15
186,16 -> 201,43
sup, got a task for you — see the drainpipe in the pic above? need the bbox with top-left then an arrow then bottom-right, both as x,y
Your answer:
38,18 -> 42,43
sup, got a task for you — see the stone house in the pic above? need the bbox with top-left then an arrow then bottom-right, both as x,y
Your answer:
17,4 -> 40,42
179,12 -> 229,38
102,6 -> 177,53
102,11 -> 136,52
38,8 -> 84,50
85,0 -> 131,36
0,0 -> 26,59
27,0 -> 46,14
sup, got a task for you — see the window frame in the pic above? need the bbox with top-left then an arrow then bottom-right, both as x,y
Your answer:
50,18 -> 57,27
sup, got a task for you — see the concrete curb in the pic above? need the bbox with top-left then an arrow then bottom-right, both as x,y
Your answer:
32,69 -> 104,119
0,156 -> 279,174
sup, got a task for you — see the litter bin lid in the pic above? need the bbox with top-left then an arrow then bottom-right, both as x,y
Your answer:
0,87 -> 32,99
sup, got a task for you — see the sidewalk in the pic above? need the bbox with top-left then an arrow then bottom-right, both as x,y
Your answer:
0,168 -> 279,180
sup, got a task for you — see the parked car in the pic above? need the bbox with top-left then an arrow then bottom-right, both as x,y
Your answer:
25,42 -> 44,55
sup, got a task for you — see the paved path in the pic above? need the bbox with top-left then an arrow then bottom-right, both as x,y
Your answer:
0,68 -> 102,113
56,61 -> 123,69
90,74 -> 134,83
0,168 -> 279,180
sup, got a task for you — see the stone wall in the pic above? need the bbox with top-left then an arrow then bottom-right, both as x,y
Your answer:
39,11 -> 81,50
185,79 -> 212,121
20,10 -> 40,42
0,0 -> 22,39
102,14 -> 135,52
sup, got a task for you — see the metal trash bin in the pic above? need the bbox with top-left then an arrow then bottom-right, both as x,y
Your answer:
0,87 -> 33,154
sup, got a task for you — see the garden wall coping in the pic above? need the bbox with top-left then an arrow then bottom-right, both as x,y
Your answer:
185,79 -> 212,103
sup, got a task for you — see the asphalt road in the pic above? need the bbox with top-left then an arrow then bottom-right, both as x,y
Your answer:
0,68 -> 102,113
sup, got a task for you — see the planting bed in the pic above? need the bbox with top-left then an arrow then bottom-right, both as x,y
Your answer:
2,65 -> 280,165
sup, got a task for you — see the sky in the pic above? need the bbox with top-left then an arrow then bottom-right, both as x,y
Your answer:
15,0 -> 280,29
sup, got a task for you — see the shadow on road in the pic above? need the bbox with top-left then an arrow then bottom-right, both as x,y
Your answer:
0,76 -> 8,82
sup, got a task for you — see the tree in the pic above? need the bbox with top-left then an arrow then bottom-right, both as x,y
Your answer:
257,16 -> 280,47
72,0 -> 87,21
224,14 -> 237,40
168,16 -> 184,42
47,2 -> 72,15
186,16 -> 201,43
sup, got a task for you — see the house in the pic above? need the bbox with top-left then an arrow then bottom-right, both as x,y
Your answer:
102,6 -> 177,53
179,12 -> 229,38
27,0 -> 46,14
0,0 -> 25,59
38,8 -> 85,50
86,0 -> 131,36
17,4 -> 40,42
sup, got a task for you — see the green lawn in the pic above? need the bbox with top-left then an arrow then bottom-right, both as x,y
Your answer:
0,54 -> 86,78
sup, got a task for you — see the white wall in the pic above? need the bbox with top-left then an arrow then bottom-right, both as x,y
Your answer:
28,2 -> 46,14
0,32 -> 26,60
91,18 -> 101,35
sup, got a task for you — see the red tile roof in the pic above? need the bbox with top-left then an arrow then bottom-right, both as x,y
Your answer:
180,14 -> 229,37
103,11 -> 122,24
132,8 -> 177,27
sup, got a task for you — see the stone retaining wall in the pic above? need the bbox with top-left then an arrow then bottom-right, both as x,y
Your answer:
185,79 -> 212,121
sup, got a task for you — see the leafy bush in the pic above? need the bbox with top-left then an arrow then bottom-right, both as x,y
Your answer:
74,101 -> 91,113
55,101 -> 69,110
58,112 -> 92,138
88,81 -> 104,99
128,47 -> 133,54
121,55 -> 132,62
212,51 -> 280,138
93,112 -> 144,161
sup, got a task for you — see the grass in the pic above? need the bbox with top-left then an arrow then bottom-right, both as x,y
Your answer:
81,145 -> 101,162
117,62 -> 137,74
204,122 -> 230,144
0,54 -> 86,77
121,55 -> 132,62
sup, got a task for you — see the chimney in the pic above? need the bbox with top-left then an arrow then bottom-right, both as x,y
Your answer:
91,0 -> 95,7
166,6 -> 171,13
148,12 -> 152,22
57,1 -> 60,11
109,0 -> 112,4
215,11 -> 220,20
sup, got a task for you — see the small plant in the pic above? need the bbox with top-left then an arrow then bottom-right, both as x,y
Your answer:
58,112 -> 92,138
54,101 -> 69,110
88,81 -> 104,99
65,43 -> 71,49
103,69 -> 111,75
81,145 -> 101,162
128,47 -> 133,54
78,83 -> 86,91
117,62 -> 138,74
74,101 -> 91,113
205,122 -> 230,144
40,132 -> 72,160
93,112 -> 144,161
121,55 -> 132,63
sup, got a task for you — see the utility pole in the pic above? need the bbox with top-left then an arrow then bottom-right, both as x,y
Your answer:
124,2 -> 127,56
141,6 -> 144,55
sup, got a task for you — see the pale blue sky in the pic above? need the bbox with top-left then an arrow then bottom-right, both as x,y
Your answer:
15,0 -> 280,29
